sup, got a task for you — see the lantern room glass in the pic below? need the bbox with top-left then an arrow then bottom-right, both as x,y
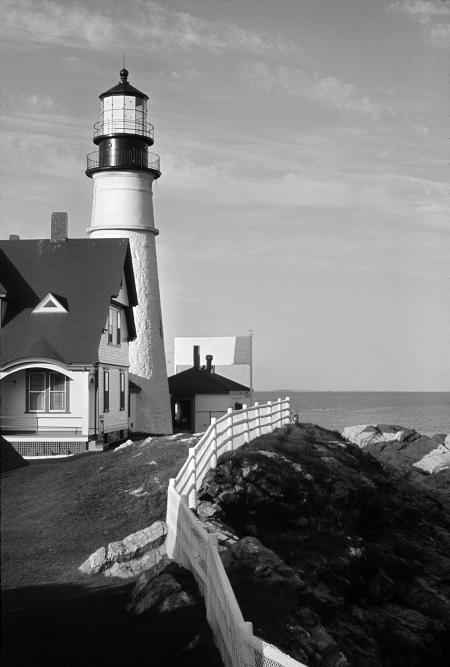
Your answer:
101,95 -> 147,136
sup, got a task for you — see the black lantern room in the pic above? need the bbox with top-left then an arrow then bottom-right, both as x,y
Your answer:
86,69 -> 160,178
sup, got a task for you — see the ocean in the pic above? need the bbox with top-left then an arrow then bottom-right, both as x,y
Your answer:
253,391 -> 450,436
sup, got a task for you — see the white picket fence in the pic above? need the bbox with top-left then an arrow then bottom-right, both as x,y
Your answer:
166,398 -> 307,667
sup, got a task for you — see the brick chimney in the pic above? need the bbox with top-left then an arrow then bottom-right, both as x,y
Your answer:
51,212 -> 68,241
193,345 -> 200,369
9,234 -> 20,240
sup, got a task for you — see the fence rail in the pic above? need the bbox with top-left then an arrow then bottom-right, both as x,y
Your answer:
166,398 -> 307,667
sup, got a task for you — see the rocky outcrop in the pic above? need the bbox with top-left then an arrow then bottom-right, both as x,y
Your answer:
128,556 -> 198,615
127,555 -> 224,665
197,423 -> 450,666
222,536 -> 348,666
341,424 -> 450,475
79,521 -> 167,578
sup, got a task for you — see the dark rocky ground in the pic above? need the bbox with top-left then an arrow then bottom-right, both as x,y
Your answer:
197,423 -> 450,667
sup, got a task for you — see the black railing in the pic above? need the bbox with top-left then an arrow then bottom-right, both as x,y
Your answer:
94,119 -> 154,141
86,150 -> 160,174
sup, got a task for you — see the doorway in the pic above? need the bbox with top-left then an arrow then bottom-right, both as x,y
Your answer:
171,396 -> 194,432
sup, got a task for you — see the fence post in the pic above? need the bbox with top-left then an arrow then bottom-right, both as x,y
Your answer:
188,447 -> 197,510
210,417 -> 217,469
253,402 -> 261,438
265,400 -> 272,433
242,404 -> 248,443
276,397 -> 282,427
285,396 -> 291,424
240,621 -> 256,667
228,407 -> 234,450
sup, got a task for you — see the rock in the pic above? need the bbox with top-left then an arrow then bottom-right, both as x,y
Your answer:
78,546 -> 106,575
222,536 -> 306,602
342,425 -> 450,494
113,439 -> 134,451
79,521 -> 167,577
413,443 -> 450,474
103,543 -> 166,579
196,500 -> 218,521
221,536 -> 349,665
198,423 -> 450,667
125,556 -> 223,665
128,556 -> 198,615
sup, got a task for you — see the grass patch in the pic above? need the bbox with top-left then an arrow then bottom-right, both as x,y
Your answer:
1,434 -> 198,589
1,434 -> 225,667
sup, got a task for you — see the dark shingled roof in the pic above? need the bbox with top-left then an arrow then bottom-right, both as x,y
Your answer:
0,238 -> 137,367
168,367 -> 249,395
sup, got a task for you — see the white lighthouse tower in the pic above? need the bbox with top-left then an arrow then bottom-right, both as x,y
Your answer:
86,68 -> 172,434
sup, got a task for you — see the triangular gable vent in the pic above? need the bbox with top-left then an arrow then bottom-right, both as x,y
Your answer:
32,293 -> 68,314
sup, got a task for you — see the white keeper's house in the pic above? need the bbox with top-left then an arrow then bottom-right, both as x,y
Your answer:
0,220 -> 138,455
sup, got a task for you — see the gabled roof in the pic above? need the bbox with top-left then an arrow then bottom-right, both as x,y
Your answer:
168,367 -> 250,395
0,238 -> 137,367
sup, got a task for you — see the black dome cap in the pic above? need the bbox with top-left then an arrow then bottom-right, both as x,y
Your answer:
99,69 -> 149,100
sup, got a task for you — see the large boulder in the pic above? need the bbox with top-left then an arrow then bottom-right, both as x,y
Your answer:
79,521 -> 167,578
127,556 -> 198,615
0,435 -> 29,473
341,424 -> 450,476
198,423 -> 450,666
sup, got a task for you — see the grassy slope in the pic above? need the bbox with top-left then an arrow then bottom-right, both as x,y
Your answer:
1,435 -> 198,588
1,435 -> 225,667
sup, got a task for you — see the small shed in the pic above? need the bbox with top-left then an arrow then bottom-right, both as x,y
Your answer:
168,347 -> 250,433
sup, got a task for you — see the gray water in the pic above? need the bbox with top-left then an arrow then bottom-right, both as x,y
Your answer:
253,391 -> 450,436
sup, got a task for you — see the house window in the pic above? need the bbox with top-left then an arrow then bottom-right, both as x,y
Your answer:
28,371 -> 67,412
117,310 -> 121,346
29,372 -> 46,412
104,370 -> 110,412
49,372 -> 66,411
120,371 -> 125,411
108,308 -> 114,344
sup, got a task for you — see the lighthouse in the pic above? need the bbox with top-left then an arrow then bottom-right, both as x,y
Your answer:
86,68 -> 172,434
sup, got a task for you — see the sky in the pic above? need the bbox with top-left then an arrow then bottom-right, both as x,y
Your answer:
1,0 -> 449,391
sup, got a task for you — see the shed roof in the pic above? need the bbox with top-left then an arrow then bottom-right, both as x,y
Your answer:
168,367 -> 249,395
0,238 -> 137,367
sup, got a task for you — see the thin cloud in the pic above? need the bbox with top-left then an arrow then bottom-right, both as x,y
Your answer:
240,62 -> 391,120
388,1 -> 449,23
1,0 -> 299,56
388,1 -> 450,46
429,21 -> 450,44
161,149 -> 449,233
